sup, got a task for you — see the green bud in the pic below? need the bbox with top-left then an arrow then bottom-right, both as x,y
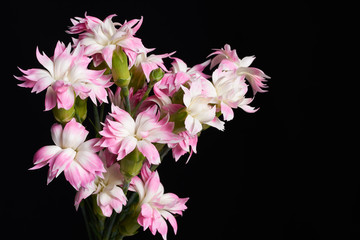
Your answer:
149,68 -> 164,83
74,97 -> 87,123
129,65 -> 146,92
112,47 -> 131,88
52,105 -> 75,125
120,148 -> 145,183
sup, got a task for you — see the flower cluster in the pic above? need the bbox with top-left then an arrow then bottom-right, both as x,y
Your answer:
15,13 -> 269,240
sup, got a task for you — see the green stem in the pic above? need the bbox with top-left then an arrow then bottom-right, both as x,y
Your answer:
99,103 -> 105,124
150,146 -> 170,171
80,202 -> 94,240
122,179 -> 131,196
117,192 -> 139,222
121,87 -> 131,114
103,212 -> 118,240
93,103 -> 101,138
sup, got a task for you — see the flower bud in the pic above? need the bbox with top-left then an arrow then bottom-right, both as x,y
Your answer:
112,47 -> 131,88
52,105 -> 75,125
74,97 -> 87,123
149,68 -> 164,83
129,65 -> 146,92
120,148 -> 145,183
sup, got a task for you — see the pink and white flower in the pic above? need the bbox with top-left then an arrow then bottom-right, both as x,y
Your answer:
212,66 -> 257,121
97,105 -> 182,165
15,41 -> 112,110
181,79 -> 224,135
75,150 -> 127,217
130,164 -> 188,240
31,119 -> 106,190
209,44 -> 270,94
68,13 -> 146,68
168,130 -> 198,162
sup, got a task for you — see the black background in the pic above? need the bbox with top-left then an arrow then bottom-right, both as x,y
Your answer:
3,1 -> 357,239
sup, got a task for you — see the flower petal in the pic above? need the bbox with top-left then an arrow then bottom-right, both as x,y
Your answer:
74,184 -> 96,210
143,171 -> 162,203
75,150 -> 105,174
32,145 -> 62,166
117,136 -> 138,160
36,47 -> 54,74
184,115 -> 202,136
160,210 -> 178,235
50,148 -> 76,178
51,123 -> 63,147
45,87 -> 57,111
64,160 -> 94,190
137,140 -> 160,165
62,119 -> 88,149
221,102 -> 234,121
56,85 -> 75,110
130,176 -> 145,201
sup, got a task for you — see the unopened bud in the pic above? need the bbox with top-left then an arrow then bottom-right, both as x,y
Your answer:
149,68 -> 164,83
74,97 -> 87,123
112,47 -> 131,88
129,65 -> 146,92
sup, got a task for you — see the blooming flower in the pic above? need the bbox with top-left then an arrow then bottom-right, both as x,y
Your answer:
75,150 -> 127,217
30,119 -> 106,190
181,79 -> 224,135
209,44 -> 270,94
130,164 -> 188,240
68,13 -> 146,68
97,105 -> 182,165
212,66 -> 257,121
15,41 -> 112,110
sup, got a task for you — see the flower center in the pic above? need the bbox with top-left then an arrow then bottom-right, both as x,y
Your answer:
94,177 -> 108,193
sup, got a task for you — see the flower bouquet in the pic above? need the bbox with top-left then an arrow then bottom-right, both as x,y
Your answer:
15,13 -> 269,240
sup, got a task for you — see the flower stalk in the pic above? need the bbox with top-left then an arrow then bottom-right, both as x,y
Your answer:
121,86 -> 131,114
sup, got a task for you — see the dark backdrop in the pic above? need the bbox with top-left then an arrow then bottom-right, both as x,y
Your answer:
3,1 -> 357,240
